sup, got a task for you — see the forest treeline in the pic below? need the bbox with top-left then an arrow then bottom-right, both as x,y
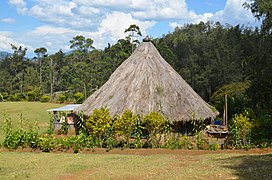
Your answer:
1,21 -> 271,114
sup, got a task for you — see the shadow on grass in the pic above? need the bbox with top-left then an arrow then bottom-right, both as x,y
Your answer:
220,153 -> 272,179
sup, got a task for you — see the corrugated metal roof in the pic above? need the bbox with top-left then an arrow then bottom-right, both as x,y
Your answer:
47,104 -> 81,112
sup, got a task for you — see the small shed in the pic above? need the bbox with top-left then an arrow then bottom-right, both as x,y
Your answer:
47,104 -> 81,133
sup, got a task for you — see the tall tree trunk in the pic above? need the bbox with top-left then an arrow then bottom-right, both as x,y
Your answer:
50,58 -> 54,99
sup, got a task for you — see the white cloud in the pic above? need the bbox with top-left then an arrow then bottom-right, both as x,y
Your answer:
0,32 -> 32,52
29,25 -> 77,36
211,0 -> 257,26
169,0 -> 257,29
89,12 -> 156,49
0,18 -> 16,23
8,0 -> 28,15
24,26 -> 83,53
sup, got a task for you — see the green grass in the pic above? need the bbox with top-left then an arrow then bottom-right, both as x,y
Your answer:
0,151 -> 271,179
0,102 -> 63,140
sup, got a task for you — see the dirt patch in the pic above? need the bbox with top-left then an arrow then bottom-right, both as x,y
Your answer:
1,147 -> 272,156
80,148 -> 272,156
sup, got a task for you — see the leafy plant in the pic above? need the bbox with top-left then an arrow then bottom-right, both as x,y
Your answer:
38,134 -> 56,152
191,114 -> 205,149
47,114 -> 54,135
164,133 -> 181,150
24,121 -> 39,149
229,110 -> 253,149
1,113 -> 39,150
114,110 -> 137,147
209,143 -> 220,150
60,121 -> 69,135
74,92 -> 84,104
131,115 -> 144,148
85,107 -> 113,146
58,94 -> 66,103
179,135 -> 193,149
143,112 -> 165,148
40,95 -> 50,102
56,137 -> 71,151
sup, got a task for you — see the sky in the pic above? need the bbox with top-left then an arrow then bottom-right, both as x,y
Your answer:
0,0 -> 259,57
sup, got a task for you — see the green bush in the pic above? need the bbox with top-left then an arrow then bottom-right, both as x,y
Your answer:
114,110 -> 137,147
9,93 -> 27,101
1,114 -> 39,150
229,110 -> 253,149
58,94 -> 66,103
26,87 -> 40,101
180,136 -> 193,149
85,107 -> 113,146
40,95 -> 50,102
131,117 -> 144,148
38,134 -> 56,152
74,92 -> 84,104
143,112 -> 165,148
209,143 -> 220,150
164,133 -> 181,149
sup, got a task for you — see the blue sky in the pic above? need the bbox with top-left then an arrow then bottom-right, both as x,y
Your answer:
0,0 -> 259,57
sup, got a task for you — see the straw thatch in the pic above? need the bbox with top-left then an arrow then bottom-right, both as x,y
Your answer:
74,41 -> 218,121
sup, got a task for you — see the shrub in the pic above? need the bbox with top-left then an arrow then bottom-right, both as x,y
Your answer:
1,114 -> 39,150
58,94 -> 66,103
24,122 -> 39,149
209,143 -> 220,150
9,93 -> 27,101
40,95 -> 50,102
143,112 -> 165,148
164,133 -> 181,150
55,137 -> 71,151
114,110 -> 137,147
85,107 -> 113,146
74,92 -> 84,104
26,87 -> 40,101
191,116 -> 205,149
68,135 -> 83,153
180,135 -> 193,149
38,134 -> 56,152
131,116 -> 144,148
230,111 -> 253,149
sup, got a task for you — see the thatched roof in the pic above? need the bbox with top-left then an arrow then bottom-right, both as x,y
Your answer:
74,41 -> 218,121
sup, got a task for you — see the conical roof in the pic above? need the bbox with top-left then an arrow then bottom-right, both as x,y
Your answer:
75,42 -> 217,121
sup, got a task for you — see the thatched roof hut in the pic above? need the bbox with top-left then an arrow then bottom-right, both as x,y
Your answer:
74,41 -> 217,122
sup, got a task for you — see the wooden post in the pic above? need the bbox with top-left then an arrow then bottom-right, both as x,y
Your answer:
225,94 -> 228,127
53,111 -> 57,130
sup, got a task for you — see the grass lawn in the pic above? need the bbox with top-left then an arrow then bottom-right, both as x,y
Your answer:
1,102 -> 272,179
0,102 -> 63,140
0,150 -> 272,179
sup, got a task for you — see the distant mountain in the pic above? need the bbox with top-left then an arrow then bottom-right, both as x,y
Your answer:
0,51 -> 11,60
64,50 -> 74,56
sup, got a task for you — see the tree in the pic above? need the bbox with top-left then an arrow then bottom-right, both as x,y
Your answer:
244,0 -> 272,33
34,47 -> 47,89
243,1 -> 272,112
10,44 -> 28,94
70,35 -> 94,53
124,24 -> 142,53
